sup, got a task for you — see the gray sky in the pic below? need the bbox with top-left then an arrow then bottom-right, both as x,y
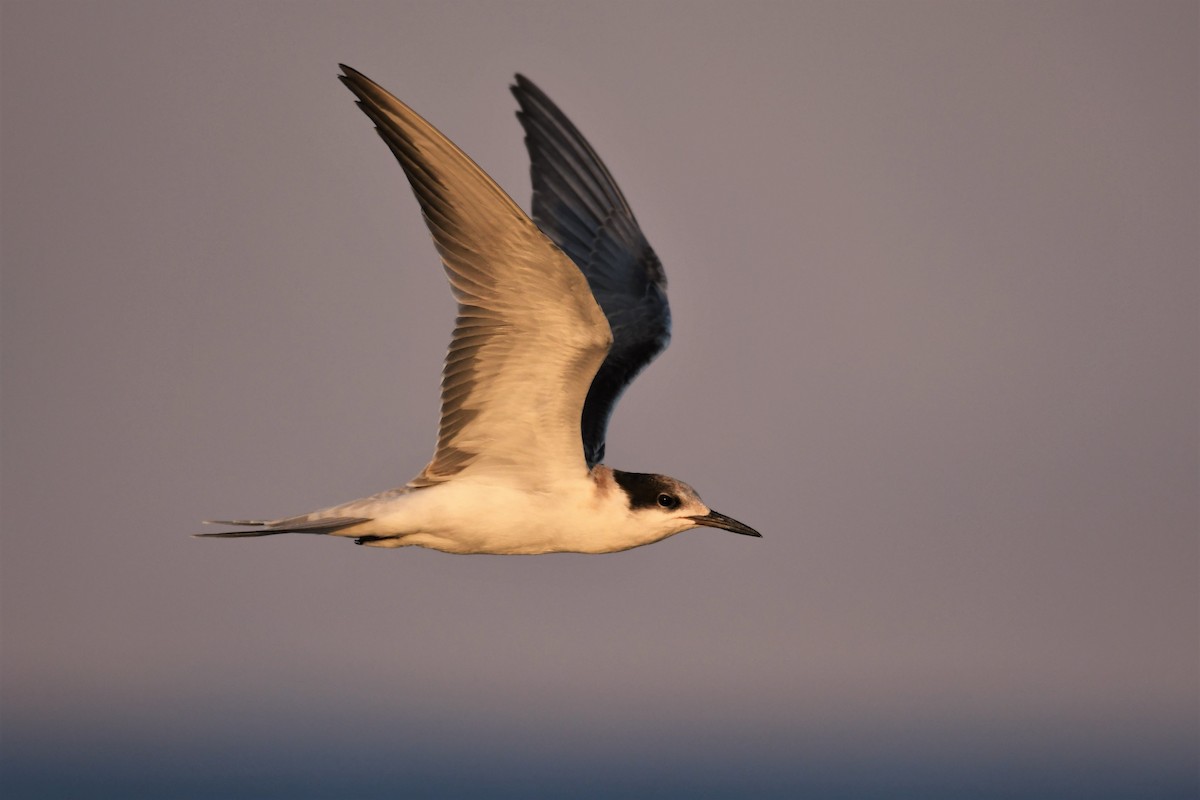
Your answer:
2,2 -> 1196,797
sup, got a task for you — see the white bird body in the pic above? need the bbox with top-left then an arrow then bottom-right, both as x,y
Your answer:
264,467 -> 690,554
199,67 -> 760,554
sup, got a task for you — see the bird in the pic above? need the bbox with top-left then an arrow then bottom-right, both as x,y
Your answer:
197,65 -> 760,554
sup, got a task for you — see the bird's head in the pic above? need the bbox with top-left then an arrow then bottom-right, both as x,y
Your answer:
611,469 -> 761,542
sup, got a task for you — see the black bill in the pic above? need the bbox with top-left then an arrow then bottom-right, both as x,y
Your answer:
688,510 -> 762,538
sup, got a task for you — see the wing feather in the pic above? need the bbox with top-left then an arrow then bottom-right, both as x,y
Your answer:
511,75 -> 671,467
340,66 -> 612,487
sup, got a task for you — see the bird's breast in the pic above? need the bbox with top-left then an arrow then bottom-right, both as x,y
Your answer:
378,477 -> 642,554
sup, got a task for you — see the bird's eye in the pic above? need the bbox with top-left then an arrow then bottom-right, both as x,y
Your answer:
657,493 -> 679,509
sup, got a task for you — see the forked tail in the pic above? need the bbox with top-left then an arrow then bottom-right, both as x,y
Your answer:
194,516 -> 372,539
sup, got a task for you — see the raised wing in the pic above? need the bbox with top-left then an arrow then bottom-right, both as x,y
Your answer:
339,66 -> 612,487
511,75 -> 671,468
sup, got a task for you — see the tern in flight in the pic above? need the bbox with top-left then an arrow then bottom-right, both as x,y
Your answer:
198,66 -> 760,554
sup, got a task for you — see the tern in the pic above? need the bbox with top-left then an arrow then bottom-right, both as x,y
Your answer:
198,65 -> 760,554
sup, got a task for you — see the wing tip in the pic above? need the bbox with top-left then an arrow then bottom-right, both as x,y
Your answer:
511,73 -> 535,93
338,63 -> 365,81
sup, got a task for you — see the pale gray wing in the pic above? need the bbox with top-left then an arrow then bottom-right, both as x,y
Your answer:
511,75 -> 671,468
339,66 -> 612,487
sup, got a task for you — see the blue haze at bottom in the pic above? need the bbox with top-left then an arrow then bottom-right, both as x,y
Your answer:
4,724 -> 1195,799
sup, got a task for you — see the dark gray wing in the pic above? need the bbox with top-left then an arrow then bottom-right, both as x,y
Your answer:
511,75 -> 671,467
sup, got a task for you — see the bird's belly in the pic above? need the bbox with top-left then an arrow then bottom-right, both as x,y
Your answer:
369,480 -> 633,554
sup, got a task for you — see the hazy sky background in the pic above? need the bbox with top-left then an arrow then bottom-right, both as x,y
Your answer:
2,2 -> 1196,798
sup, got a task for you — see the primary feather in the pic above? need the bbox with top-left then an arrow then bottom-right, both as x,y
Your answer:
339,65 -> 613,489
511,75 -> 671,467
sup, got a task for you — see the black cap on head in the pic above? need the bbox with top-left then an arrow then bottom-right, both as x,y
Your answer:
612,470 -> 680,510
